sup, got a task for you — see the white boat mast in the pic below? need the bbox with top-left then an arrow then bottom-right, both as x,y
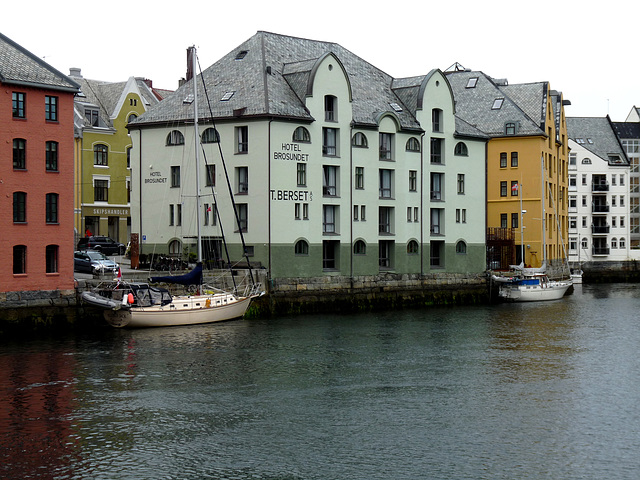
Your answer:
190,46 -> 203,264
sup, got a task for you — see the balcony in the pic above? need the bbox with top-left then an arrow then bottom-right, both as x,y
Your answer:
592,182 -> 609,192
592,204 -> 610,213
592,246 -> 610,255
592,225 -> 610,234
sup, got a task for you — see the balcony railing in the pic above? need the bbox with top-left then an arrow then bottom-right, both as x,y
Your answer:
592,246 -> 610,255
592,204 -> 610,213
592,225 -> 610,234
592,182 -> 609,192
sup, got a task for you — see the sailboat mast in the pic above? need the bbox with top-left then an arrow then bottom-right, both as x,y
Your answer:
191,46 -> 203,264
541,153 -> 546,266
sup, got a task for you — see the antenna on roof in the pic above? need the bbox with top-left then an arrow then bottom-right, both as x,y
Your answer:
445,62 -> 468,72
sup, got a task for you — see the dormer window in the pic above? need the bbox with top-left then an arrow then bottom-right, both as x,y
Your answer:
492,98 -> 504,110
505,122 -> 516,135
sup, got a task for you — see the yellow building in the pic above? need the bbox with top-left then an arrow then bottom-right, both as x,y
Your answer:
446,70 -> 569,268
70,70 -> 168,246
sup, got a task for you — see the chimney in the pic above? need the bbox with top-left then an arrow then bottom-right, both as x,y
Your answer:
69,67 -> 82,78
186,47 -> 194,82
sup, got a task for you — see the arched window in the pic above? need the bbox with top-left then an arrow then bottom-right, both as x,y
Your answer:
168,239 -> 181,255
407,240 -> 419,254
581,237 -> 588,249
293,127 -> 310,143
295,240 -> 309,255
166,130 -> 185,146
406,137 -> 421,152
454,142 -> 468,156
201,127 -> 220,143
353,240 -> 366,255
127,113 -> 137,123
611,238 -> 617,249
352,132 -> 368,148
581,157 -> 592,164
456,240 -> 467,254
620,237 -> 626,248
94,144 -> 108,165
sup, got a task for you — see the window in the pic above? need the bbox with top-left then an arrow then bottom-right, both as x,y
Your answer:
297,163 -> 307,187
323,128 -> 338,156
168,166 -> 181,187
581,237 -> 588,249
500,181 -> 507,197
323,205 -> 337,233
354,240 -> 366,255
176,204 -> 182,226
431,173 -> 443,201
94,179 -> 108,202
407,240 -> 419,255
46,141 -> 58,171
45,245 -> 58,273
169,204 -> 174,226
13,192 -> 26,223
353,205 -> 359,221
582,157 -> 592,164
409,170 -> 417,192
457,174 -> 465,194
492,98 -> 504,109
13,92 -> 26,118
454,142 -> 468,156
323,165 -> 338,196
352,132 -> 368,148
432,109 -> 442,132
293,127 -> 310,143
355,166 -> 364,189
127,147 -> 131,169
206,164 -> 215,186
94,144 -> 108,166
511,152 -> 518,167
511,213 -> 518,228
13,245 -> 26,274
127,113 -> 137,123
379,207 -> 392,234
620,174 -> 625,186
13,139 -> 26,169
379,133 -> 393,160
430,138 -> 443,164
500,213 -> 508,228
406,137 -> 421,152
611,238 -> 618,249
237,204 -> 248,231
456,241 -> 467,254
505,122 -> 516,135
430,209 -> 442,235
582,174 -> 587,185
414,207 -> 419,222
323,240 -> 339,270
204,203 -> 210,225
621,216 -> 625,228
407,207 -> 412,222
303,203 -> 309,220
85,108 -> 99,126
511,181 -> 519,196
46,193 -> 58,223
620,237 -> 626,248
360,205 -> 366,221
569,175 -> 577,188
570,217 -> 577,229
295,240 -> 309,255
500,152 -> 507,168
324,95 -> 337,121
201,127 -> 220,143
237,166 -> 248,193
166,130 -> 185,146
466,77 -> 478,88
379,169 -> 393,198
45,96 -> 58,121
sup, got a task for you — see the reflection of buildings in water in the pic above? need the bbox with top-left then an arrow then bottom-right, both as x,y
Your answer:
0,348 -> 78,478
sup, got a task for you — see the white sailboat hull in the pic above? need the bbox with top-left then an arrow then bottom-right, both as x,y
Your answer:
103,293 -> 254,328
499,279 -> 572,302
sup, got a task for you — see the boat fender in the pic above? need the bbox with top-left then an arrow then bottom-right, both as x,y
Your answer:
128,293 -> 134,304
205,298 -> 211,308
122,295 -> 128,306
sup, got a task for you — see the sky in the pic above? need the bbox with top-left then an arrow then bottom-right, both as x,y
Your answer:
3,1 -> 637,121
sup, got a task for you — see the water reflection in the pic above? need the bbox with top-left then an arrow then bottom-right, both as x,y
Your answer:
1,285 -> 640,479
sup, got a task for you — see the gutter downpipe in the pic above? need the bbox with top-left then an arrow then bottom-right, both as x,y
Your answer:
420,132 -> 426,277
268,118 -> 273,288
350,124 -> 354,286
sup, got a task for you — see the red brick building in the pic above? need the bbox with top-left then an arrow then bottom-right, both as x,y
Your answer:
0,32 -> 79,295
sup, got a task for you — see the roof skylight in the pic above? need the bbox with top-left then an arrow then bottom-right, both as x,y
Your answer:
389,102 -> 403,112
466,77 -> 478,88
220,91 -> 235,101
235,50 -> 248,60
492,98 -> 504,110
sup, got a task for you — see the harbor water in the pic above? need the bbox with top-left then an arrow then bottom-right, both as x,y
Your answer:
1,283 -> 639,479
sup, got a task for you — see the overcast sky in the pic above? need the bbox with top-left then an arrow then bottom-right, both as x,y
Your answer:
4,0 -> 637,121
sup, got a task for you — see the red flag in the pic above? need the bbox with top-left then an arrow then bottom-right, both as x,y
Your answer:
512,183 -> 518,194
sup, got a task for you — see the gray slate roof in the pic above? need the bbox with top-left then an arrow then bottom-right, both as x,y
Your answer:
566,117 -> 629,166
445,70 -> 552,137
133,32 -> 443,132
0,32 -> 79,92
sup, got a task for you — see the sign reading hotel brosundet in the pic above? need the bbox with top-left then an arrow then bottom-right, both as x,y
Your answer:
271,142 -> 312,201
145,171 -> 167,184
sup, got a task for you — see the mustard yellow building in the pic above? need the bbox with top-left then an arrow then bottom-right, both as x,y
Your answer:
446,70 -> 569,268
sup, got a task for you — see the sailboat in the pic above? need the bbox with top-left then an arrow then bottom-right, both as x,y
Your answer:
82,46 -> 263,328
494,168 -> 572,302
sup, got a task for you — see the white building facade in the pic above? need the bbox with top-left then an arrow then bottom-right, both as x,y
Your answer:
129,33 -> 487,280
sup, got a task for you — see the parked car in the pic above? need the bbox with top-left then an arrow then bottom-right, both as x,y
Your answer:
77,236 -> 125,255
74,250 -> 120,275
